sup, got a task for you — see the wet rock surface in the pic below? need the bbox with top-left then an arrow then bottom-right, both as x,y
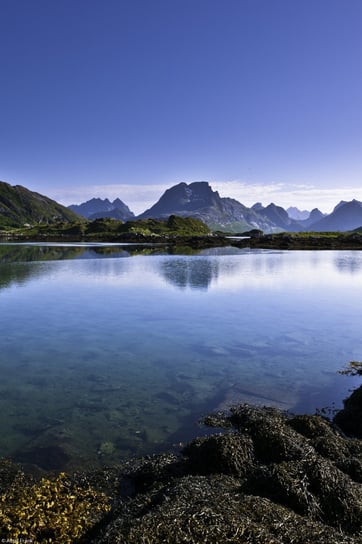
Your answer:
1,397 -> 361,543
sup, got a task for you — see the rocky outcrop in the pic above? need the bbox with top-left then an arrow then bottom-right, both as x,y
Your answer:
334,385 -> 362,438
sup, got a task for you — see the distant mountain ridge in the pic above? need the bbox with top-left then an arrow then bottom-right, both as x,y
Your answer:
69,197 -> 134,221
310,199 -> 362,231
68,182 -> 362,233
0,180 -> 82,228
2,178 -> 361,234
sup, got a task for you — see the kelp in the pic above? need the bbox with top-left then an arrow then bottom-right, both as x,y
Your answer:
0,463 -> 110,543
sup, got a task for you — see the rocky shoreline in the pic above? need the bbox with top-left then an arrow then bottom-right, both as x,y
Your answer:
2,230 -> 362,251
1,381 -> 361,543
231,231 -> 362,250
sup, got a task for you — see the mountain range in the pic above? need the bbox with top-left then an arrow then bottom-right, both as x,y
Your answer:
72,181 -> 360,233
135,182 -> 362,232
1,179 -> 362,233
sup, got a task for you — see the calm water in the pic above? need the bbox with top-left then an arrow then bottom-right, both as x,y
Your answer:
0,243 -> 361,471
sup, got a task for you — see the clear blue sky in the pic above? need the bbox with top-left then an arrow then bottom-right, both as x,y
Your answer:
1,0 -> 361,213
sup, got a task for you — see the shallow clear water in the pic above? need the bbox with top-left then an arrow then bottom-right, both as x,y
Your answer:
0,243 -> 361,471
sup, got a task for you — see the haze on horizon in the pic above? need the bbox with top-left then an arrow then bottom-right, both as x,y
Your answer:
1,0 -> 361,215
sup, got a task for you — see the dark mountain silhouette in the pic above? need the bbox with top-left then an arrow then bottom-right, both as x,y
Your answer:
138,181 -> 278,233
139,182 -> 219,216
310,200 -> 362,231
69,198 -> 134,221
0,180 -> 82,228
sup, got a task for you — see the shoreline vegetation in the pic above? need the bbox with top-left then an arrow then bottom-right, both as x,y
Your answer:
0,367 -> 361,543
1,216 -> 362,250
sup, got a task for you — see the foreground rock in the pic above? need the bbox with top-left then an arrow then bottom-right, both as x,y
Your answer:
1,397 -> 361,543
334,384 -> 362,439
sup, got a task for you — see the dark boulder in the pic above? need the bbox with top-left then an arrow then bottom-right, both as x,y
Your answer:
334,385 -> 362,438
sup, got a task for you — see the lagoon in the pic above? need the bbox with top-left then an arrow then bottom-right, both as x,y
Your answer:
0,243 -> 361,471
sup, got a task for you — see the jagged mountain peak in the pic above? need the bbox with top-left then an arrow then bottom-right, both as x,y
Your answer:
139,181 -> 222,218
287,206 -> 310,220
333,199 -> 362,213
68,197 -> 134,221
252,202 -> 264,211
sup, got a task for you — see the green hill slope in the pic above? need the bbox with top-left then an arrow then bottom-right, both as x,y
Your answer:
0,181 -> 82,227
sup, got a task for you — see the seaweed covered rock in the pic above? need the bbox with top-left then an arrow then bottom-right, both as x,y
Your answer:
92,403 -> 362,543
183,432 -> 254,477
306,456 -> 362,532
334,384 -> 362,438
288,413 -> 362,473
228,404 -> 314,463
97,474 -> 357,544
288,413 -> 341,439
201,405 -> 362,535
245,461 -> 321,518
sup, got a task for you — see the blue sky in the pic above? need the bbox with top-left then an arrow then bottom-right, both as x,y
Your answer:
1,0 -> 361,213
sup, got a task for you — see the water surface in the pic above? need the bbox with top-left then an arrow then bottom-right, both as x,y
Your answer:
0,243 -> 361,470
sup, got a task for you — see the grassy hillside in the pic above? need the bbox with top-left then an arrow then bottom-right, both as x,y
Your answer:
0,181 -> 82,227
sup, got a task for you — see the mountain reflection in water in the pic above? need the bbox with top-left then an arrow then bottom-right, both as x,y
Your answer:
161,258 -> 219,290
